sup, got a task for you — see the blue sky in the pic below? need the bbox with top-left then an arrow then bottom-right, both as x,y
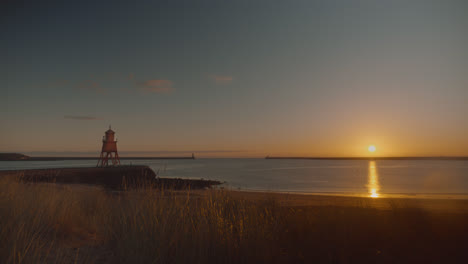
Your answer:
2,0 -> 468,157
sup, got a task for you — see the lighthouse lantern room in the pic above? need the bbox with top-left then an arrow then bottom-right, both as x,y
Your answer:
97,126 -> 121,167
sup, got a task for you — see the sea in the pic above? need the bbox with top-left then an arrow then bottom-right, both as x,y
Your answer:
1,159 -> 468,198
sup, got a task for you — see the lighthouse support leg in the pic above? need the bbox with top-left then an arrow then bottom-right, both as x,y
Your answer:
97,151 -> 120,167
97,152 -> 104,167
104,152 -> 111,167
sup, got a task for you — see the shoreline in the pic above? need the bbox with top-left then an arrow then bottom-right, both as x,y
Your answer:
2,167 -> 468,200
222,187 -> 468,200
218,189 -> 468,212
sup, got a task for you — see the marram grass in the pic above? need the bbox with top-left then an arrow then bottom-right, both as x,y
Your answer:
1,176 -> 468,263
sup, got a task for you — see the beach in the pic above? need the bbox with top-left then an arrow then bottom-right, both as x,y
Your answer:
214,189 -> 468,213
2,173 -> 468,263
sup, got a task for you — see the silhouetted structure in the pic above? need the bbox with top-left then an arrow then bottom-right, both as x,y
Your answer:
97,126 -> 120,167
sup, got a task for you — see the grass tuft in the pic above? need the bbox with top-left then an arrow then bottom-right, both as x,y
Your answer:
1,176 -> 468,263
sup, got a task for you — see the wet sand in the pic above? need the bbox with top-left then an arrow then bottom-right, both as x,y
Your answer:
188,189 -> 468,213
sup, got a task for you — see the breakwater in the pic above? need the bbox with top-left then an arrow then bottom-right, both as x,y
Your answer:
0,165 -> 220,190
265,156 -> 468,160
0,153 -> 196,161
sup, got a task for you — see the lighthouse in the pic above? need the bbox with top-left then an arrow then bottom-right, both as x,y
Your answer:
97,126 -> 121,167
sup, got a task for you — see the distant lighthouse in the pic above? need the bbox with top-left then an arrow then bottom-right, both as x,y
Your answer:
97,125 -> 121,167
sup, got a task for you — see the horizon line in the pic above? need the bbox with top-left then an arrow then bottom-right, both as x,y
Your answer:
2,152 -> 468,160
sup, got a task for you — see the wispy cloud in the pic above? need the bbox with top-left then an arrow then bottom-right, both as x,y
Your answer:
43,74 -> 173,95
64,115 -> 100,120
209,75 -> 233,84
75,80 -> 107,94
43,79 -> 69,89
137,79 -> 173,93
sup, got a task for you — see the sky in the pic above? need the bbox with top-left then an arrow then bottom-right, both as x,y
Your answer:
2,0 -> 468,157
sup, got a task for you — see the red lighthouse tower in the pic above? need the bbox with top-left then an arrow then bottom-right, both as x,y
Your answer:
97,126 -> 120,167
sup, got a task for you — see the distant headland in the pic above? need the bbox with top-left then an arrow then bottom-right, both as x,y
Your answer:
0,153 -> 30,161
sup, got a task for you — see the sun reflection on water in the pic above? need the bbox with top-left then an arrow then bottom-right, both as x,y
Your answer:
367,161 -> 380,198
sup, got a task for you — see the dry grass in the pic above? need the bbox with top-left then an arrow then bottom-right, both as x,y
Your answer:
1,176 -> 468,264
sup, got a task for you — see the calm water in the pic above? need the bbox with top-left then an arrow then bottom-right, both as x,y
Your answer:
1,159 -> 468,198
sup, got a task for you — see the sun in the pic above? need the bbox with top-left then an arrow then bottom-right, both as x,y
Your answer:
368,145 -> 376,153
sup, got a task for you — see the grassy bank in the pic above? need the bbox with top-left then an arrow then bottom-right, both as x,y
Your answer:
1,178 -> 468,263
0,167 -> 221,190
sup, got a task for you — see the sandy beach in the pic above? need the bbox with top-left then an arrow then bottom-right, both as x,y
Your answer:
2,174 -> 468,263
